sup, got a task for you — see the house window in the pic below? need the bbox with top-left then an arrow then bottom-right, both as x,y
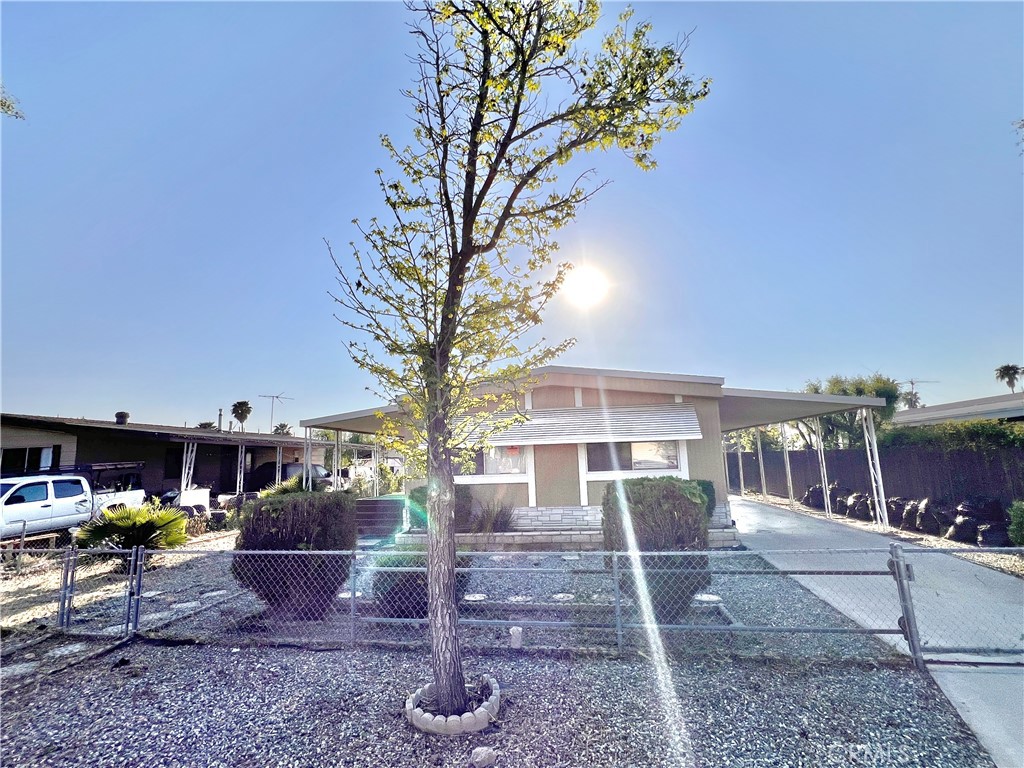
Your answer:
458,446 -> 526,476
586,441 -> 679,472
1,445 -> 61,474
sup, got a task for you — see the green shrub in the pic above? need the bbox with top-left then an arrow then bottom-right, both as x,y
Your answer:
370,551 -> 472,618
693,480 -> 716,518
471,501 -> 515,534
407,483 -> 474,531
601,477 -> 711,624
1009,501 -> 1024,547
601,476 -> 709,552
877,420 -> 1024,453
76,502 -> 187,551
231,491 -> 357,619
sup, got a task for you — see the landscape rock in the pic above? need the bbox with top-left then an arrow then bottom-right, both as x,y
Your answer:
944,515 -> 979,544
977,523 -> 1012,548
883,497 -> 906,527
917,499 -> 954,537
900,501 -> 920,531
471,746 -> 497,767
802,485 -> 825,510
957,497 -> 1009,525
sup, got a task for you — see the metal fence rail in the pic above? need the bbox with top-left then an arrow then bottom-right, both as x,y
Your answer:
4,544 -> 1022,666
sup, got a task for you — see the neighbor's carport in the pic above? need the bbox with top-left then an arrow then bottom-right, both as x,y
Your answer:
718,389 -> 891,527
299,406 -> 394,495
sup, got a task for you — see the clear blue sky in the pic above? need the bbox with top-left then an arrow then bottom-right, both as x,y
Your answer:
3,2 -> 1021,430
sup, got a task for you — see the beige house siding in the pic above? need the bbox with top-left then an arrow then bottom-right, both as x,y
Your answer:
1,425 -> 78,467
687,398 -> 727,503
587,480 -> 612,508
464,483 -> 529,510
533,444 -> 580,506
579,389 -> 675,407
531,385 -> 576,409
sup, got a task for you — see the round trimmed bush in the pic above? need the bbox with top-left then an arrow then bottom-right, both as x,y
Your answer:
231,491 -> 357,620
370,552 -> 472,618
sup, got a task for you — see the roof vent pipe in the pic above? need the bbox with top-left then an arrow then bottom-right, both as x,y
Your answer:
218,408 -> 223,431
115,411 -> 130,425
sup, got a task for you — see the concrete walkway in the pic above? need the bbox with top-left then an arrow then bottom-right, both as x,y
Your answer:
731,495 -> 1024,768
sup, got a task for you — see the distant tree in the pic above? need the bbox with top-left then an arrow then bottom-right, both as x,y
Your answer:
1,83 -> 24,119
899,390 -> 922,410
794,374 -> 901,449
724,426 -> 783,452
197,421 -> 218,430
1015,118 -> 1024,155
995,364 -> 1022,393
273,423 -> 293,436
329,0 -> 709,715
231,401 -> 252,433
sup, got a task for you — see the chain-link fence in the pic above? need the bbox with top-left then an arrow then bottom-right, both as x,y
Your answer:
4,544 -> 1022,666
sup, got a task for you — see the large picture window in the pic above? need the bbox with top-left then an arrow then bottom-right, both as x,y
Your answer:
586,441 -> 679,472
458,446 -> 526,476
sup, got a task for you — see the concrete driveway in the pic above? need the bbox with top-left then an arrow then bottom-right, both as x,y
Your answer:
731,495 -> 1024,768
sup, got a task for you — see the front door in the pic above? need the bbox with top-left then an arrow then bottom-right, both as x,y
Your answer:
533,444 -> 581,507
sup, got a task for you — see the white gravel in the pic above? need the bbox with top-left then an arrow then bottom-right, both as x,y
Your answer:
0,643 -> 994,767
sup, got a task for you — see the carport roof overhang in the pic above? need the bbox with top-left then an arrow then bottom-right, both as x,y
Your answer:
302,390 -> 886,436
719,389 -> 886,432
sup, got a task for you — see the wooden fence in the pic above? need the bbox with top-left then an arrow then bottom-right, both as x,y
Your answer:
726,447 -> 1024,507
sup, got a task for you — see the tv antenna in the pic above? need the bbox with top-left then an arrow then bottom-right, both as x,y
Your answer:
259,392 -> 294,431
898,379 -> 939,396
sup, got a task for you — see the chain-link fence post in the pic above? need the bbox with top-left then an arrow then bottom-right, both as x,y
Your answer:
349,554 -> 358,643
122,547 -> 139,638
611,552 -> 623,652
889,542 -> 926,671
131,547 -> 147,634
63,546 -> 81,629
56,547 -> 72,629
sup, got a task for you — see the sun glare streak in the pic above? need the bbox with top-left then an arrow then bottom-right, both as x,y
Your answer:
613,480 -> 696,765
594,382 -> 693,765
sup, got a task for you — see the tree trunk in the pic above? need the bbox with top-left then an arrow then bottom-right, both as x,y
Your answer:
425,411 -> 469,716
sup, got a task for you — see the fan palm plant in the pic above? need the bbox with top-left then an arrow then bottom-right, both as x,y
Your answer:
231,400 -> 252,432
273,422 -> 293,435
76,502 -> 188,551
995,364 -> 1022,393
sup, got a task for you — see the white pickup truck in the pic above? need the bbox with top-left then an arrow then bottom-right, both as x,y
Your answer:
1,463 -> 147,541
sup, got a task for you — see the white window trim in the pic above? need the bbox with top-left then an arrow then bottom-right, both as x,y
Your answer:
453,446 -> 536,506
582,440 -> 690,488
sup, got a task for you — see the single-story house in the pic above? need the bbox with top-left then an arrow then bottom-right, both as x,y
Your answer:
1,412 -> 330,497
301,366 -> 888,537
891,393 -> 1024,427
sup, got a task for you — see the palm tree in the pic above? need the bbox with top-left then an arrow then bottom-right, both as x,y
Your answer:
273,423 -> 293,436
995,364 -> 1022,393
197,421 -> 217,430
900,390 -> 922,409
231,400 -> 252,432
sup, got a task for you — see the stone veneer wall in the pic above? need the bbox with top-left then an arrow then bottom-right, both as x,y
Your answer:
511,506 -> 602,531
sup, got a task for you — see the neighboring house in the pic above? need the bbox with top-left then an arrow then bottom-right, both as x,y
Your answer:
1,413 -> 327,497
891,393 -> 1024,427
301,366 -> 887,529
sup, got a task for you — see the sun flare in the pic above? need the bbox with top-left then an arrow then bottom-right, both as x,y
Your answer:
561,264 -> 610,309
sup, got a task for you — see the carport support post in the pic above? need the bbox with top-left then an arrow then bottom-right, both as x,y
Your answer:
813,418 -> 833,518
779,422 -> 795,509
179,441 -> 197,496
736,443 -> 746,496
372,443 -> 379,497
755,428 -> 768,501
721,438 -> 731,491
333,430 -> 341,489
861,409 -> 890,530
274,446 -> 283,486
235,444 -> 245,496
302,427 -> 312,491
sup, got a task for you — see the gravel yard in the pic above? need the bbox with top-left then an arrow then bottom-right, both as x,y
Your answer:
1,642 -> 995,767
